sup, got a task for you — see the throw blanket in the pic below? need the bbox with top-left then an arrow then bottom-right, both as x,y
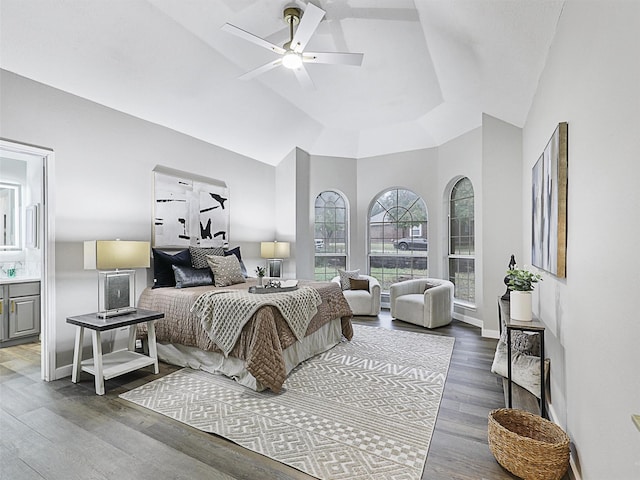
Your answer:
191,286 -> 322,356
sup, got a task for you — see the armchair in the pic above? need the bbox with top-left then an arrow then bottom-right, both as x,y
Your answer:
331,274 -> 381,316
389,278 -> 454,328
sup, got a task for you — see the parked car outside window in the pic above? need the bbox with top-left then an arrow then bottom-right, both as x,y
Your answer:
393,237 -> 428,251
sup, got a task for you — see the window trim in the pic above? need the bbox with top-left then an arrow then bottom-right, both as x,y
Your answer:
313,190 -> 348,281
447,177 -> 475,305
367,188 -> 429,293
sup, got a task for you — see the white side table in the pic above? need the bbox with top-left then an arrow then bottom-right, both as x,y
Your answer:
67,309 -> 163,395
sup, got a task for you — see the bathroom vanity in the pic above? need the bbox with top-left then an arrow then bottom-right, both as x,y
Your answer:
0,279 -> 40,347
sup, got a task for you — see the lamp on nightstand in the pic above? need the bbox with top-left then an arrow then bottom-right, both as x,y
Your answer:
84,240 -> 150,318
260,241 -> 290,278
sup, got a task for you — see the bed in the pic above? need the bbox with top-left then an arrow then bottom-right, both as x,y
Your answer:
136,278 -> 353,392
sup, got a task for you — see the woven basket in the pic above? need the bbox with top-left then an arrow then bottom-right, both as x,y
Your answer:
488,408 -> 570,480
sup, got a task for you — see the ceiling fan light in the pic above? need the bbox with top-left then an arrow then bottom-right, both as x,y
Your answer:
282,51 -> 302,69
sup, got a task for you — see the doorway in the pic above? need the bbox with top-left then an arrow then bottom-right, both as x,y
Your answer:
0,139 -> 55,381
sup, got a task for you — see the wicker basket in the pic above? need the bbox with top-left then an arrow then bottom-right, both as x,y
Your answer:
488,408 -> 570,480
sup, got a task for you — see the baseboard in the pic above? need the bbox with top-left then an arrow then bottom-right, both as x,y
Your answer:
482,328 -> 500,339
55,364 -> 73,381
453,311 -> 482,328
546,403 -> 581,480
452,312 -> 500,339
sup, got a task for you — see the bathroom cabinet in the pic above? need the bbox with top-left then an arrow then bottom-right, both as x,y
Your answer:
0,281 -> 40,347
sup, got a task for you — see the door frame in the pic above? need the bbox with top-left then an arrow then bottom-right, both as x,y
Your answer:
0,139 -> 56,381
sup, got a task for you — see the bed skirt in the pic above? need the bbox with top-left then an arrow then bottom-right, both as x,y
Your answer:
154,317 -> 344,391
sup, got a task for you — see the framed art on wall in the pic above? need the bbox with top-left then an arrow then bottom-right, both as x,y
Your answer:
153,166 -> 229,249
531,122 -> 568,278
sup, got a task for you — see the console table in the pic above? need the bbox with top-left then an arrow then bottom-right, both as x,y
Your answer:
505,317 -> 546,418
67,309 -> 163,395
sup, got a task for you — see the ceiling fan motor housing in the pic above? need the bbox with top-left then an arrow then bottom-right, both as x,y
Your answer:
283,7 -> 301,26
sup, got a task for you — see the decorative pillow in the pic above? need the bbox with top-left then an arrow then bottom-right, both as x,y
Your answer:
224,246 -> 248,277
189,246 -> 225,269
171,265 -> 214,289
338,269 -> 360,290
424,282 -> 437,292
206,254 -> 246,287
350,278 -> 370,291
152,248 -> 191,288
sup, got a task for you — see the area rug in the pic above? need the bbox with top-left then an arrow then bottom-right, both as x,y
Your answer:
120,324 -> 454,480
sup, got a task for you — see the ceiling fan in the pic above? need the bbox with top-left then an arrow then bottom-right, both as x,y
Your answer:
222,3 -> 364,89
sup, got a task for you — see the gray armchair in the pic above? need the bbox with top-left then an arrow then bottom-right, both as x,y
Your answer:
390,278 -> 454,328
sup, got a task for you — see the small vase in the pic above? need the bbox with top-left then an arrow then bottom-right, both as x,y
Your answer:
257,277 -> 264,287
510,291 -> 532,321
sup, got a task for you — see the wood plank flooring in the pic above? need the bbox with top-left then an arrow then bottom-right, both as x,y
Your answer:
1,312 -> 542,479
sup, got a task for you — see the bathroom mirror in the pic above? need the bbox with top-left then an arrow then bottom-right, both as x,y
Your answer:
0,182 -> 20,249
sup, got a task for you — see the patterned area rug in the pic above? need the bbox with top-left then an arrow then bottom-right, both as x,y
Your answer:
120,325 -> 454,480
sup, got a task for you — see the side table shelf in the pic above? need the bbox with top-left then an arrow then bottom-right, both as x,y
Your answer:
505,317 -> 546,418
67,309 -> 164,395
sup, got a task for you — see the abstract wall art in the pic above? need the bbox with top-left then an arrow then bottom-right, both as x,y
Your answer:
531,122 -> 568,278
153,166 -> 229,249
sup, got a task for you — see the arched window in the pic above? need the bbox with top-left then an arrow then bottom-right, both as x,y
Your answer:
448,177 -> 475,303
368,188 -> 428,292
314,190 -> 348,281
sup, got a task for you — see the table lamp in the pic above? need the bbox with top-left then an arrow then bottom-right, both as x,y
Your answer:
84,240 -> 150,318
260,241 -> 290,278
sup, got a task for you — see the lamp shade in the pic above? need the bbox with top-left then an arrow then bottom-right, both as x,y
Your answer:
260,241 -> 290,259
84,240 -> 150,270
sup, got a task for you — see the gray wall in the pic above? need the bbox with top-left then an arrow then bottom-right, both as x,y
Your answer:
521,2 -> 640,478
0,70 -> 277,374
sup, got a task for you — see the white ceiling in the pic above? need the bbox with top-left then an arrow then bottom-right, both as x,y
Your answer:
0,0 -> 564,165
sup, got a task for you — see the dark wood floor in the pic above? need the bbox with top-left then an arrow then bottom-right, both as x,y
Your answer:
1,312 -> 533,479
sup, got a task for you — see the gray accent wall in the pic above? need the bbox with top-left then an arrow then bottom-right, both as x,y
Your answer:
0,69 -> 276,371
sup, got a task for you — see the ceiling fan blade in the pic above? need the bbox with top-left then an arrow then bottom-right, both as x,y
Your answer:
290,3 -> 325,53
293,64 -> 315,90
238,58 -> 283,81
222,23 -> 286,55
303,51 -> 364,66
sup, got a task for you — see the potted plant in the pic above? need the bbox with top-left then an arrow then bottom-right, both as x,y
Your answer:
255,266 -> 266,287
506,266 -> 542,321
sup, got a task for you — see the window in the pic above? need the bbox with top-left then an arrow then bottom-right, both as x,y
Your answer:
314,190 -> 347,281
448,177 -> 475,303
368,188 -> 428,292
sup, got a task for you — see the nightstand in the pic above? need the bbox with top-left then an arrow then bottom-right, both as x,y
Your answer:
67,309 -> 163,395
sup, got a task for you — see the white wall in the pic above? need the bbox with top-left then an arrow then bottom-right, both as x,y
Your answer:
437,126 -> 485,322
481,114 -> 523,335
0,70 -> 277,373
309,153 -> 358,273
355,148 -> 440,276
522,2 -> 640,478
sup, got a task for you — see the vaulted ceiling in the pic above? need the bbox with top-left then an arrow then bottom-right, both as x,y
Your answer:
0,0 -> 564,165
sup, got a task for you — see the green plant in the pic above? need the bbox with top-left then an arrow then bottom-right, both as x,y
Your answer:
255,266 -> 266,278
507,266 -> 542,291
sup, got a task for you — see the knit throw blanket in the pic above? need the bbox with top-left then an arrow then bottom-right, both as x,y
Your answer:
190,286 -> 322,356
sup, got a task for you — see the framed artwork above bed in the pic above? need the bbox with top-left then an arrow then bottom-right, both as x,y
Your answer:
153,165 -> 229,249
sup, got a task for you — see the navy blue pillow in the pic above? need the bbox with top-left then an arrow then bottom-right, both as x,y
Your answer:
224,246 -> 248,277
171,265 -> 214,288
152,248 -> 191,288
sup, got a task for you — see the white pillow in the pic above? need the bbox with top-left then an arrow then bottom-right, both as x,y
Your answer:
338,269 -> 360,290
206,254 -> 246,287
